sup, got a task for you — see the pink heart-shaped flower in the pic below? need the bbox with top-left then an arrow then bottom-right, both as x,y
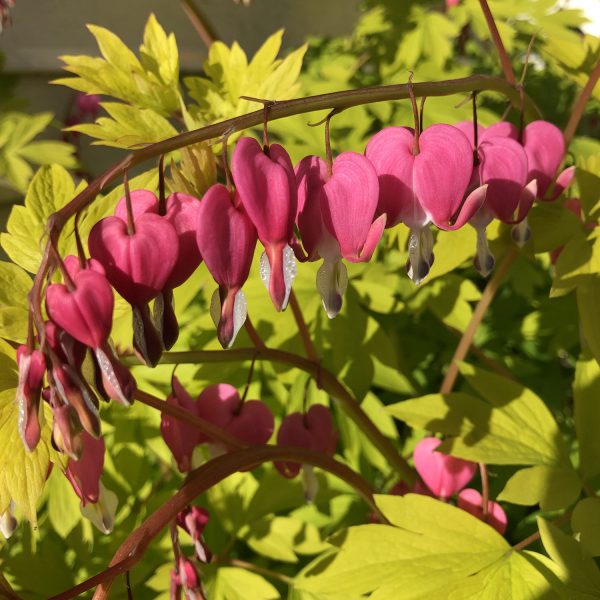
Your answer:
320,152 -> 386,263
195,383 -> 240,443
16,346 -> 45,451
457,488 -> 508,534
413,437 -> 477,499
225,400 -> 274,447
88,213 -> 179,306
65,431 -> 105,505
46,269 -> 114,349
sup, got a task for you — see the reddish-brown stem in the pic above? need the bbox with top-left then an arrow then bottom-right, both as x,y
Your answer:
408,76 -> 421,154
564,56 -> 600,148
123,172 -> 136,235
179,0 -> 216,48
440,247 -> 518,394
478,0 -> 516,85
158,154 -> 166,216
224,558 -> 293,585
124,347 -> 415,483
479,462 -> 489,517
511,513 -> 571,552
289,290 -> 319,361
50,446 -> 380,600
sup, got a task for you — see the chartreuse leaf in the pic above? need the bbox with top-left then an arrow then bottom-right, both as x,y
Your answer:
0,344 -> 54,524
185,30 -> 306,126
572,498 -> 600,557
203,565 -> 279,600
528,203 -> 583,254
294,494 -> 561,598
55,15 -> 180,115
0,164 -> 83,273
552,230 -> 600,297
0,261 -> 31,343
45,467 -> 82,539
574,356 -> 600,479
538,517 -> 600,597
0,112 -> 76,193
577,278 -> 600,367
426,227 -> 477,281
387,364 -> 580,509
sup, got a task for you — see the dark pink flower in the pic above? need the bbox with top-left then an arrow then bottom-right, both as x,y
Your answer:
413,437 -> 477,500
16,345 -> 46,451
65,431 -> 105,505
196,184 -> 257,348
177,506 -> 210,562
232,137 -> 297,311
457,488 -> 507,534
276,404 -> 338,478
366,125 -> 485,283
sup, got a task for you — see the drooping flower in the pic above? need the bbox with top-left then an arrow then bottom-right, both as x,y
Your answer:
457,488 -> 508,534
232,137 -> 298,311
177,506 -> 210,562
295,153 -> 385,317
454,121 -> 537,274
196,184 -> 257,348
80,482 -> 118,534
16,345 -> 46,451
65,430 -> 105,505
275,404 -> 338,479
89,209 -> 179,366
413,437 -> 477,500
366,125 -> 486,283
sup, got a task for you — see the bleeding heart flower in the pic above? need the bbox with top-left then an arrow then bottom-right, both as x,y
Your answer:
160,377 -> 203,472
457,488 -> 508,534
195,383 -> 241,441
0,504 -> 17,540
65,430 -> 105,505
232,136 -> 298,311
225,400 -> 274,447
81,482 -> 118,534
454,121 -> 537,275
50,399 -> 83,460
46,268 -> 114,350
276,404 -> 338,478
177,506 -> 211,562
413,437 -> 477,500
16,345 -> 46,451
366,125 -> 486,283
196,184 -> 257,348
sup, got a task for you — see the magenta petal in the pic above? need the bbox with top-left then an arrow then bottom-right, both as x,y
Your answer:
304,404 -> 338,455
114,189 -> 159,221
413,437 -> 477,499
479,136 -> 528,223
457,488 -> 508,534
197,184 -> 257,289
414,124 -> 474,229
276,412 -> 315,478
351,213 -> 386,263
482,121 -> 519,140
522,120 -> 566,199
295,155 -> 330,260
321,152 -> 380,261
226,400 -> 274,447
548,166 -> 576,202
89,214 -> 179,306
65,431 -> 105,505
16,347 -> 45,451
443,184 -> 487,231
365,126 -> 426,228
164,193 -> 203,288
46,270 -> 114,349
195,383 -> 239,442
232,137 -> 297,246
453,121 -> 484,148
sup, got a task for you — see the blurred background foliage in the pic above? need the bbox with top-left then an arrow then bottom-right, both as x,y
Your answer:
0,0 -> 599,597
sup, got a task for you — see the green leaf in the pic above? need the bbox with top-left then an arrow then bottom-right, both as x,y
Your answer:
0,261 -> 32,343
45,467 -> 82,538
529,203 -> 583,254
574,356 -> 600,479
498,465 -> 581,511
426,227 -> 477,281
1,164 -> 79,273
572,498 -> 600,557
204,566 -> 279,600
0,384 -> 53,523
538,517 -> 600,597
577,278 -> 600,367
294,494 -> 560,599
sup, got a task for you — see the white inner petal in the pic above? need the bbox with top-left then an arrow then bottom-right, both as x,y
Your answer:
80,481 -> 118,535
231,289 -> 248,347
282,244 -> 297,310
316,258 -> 348,319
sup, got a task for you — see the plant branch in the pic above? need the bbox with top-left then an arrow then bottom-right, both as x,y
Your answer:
563,56 -> 600,148
223,558 -> 294,585
439,247 -> 518,394
179,0 -> 217,48
50,446 -> 380,600
478,0 -> 516,84
29,76 -> 538,342
124,347 -> 415,483
289,290 -> 319,361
